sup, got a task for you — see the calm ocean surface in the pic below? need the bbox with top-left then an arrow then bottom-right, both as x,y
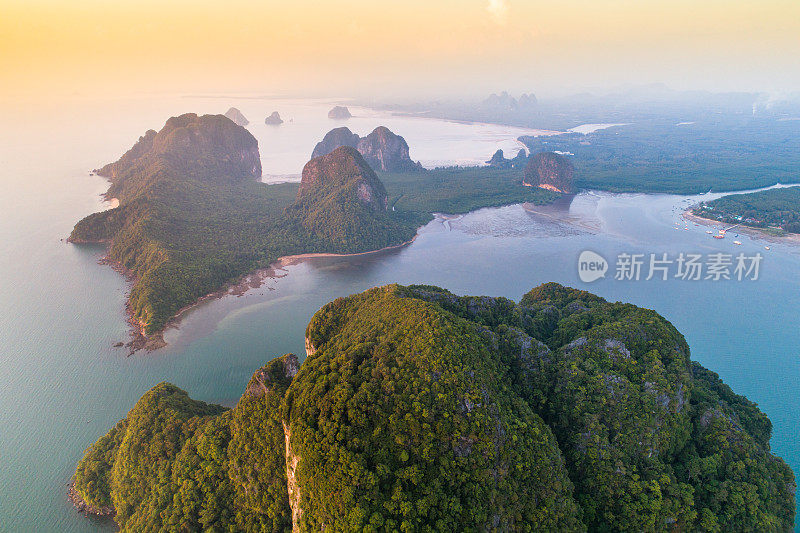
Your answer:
1,96 -> 798,531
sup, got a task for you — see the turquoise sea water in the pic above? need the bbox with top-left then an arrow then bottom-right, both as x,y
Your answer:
1,97 -> 798,531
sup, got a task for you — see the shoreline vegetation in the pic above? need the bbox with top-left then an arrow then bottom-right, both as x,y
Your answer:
68,481 -> 114,518
686,186 -> 800,244
683,209 -> 800,245
71,113 -> 558,351
132,235 -> 419,353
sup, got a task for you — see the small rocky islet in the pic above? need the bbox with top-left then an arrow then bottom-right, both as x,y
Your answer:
327,105 -> 352,119
224,107 -> 249,127
265,111 -> 284,125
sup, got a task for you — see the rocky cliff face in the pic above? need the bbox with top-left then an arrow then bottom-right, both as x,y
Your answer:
356,126 -> 423,172
287,146 -> 416,253
96,113 -> 261,192
224,107 -> 249,126
327,105 -> 352,119
310,127 -> 360,159
311,126 -> 422,172
264,111 -> 283,125
486,148 -> 528,169
297,146 -> 388,212
523,151 -> 574,193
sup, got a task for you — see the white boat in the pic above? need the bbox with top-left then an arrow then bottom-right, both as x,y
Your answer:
734,241 -> 742,245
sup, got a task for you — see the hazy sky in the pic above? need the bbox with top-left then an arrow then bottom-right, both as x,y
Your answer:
2,0 -> 799,101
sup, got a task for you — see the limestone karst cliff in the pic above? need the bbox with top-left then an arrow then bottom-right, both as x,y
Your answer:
311,126 -> 422,172
327,105 -> 352,119
224,107 -> 249,127
523,151 -> 574,193
265,111 -> 284,125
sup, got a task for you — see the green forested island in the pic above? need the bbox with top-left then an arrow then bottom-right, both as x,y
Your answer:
693,186 -> 800,233
69,114 -> 556,338
72,283 -> 795,531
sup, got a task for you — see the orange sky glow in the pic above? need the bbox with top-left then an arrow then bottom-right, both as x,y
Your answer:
2,0 -> 799,101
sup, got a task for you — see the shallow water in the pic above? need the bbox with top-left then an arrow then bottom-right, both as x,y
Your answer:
1,97 -> 798,531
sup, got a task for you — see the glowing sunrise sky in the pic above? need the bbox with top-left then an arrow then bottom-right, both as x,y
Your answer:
2,0 -> 799,101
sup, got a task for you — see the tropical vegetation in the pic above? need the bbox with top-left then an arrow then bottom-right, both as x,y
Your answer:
73,283 -> 795,532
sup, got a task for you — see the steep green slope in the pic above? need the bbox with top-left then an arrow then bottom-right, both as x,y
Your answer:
73,284 -> 794,532
290,285 -> 582,532
284,146 -> 419,253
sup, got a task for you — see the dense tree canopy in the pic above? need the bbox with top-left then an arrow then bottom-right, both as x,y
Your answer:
693,186 -> 800,233
73,284 -> 794,532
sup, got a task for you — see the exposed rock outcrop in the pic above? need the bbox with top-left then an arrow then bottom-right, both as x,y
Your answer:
283,421 -> 303,532
95,113 -> 261,189
264,111 -> 283,125
327,105 -> 352,119
310,127 -> 360,159
297,146 -> 388,212
523,151 -> 574,193
486,148 -> 528,169
224,107 -> 249,126
68,482 -> 115,518
356,126 -> 423,172
311,126 -> 422,172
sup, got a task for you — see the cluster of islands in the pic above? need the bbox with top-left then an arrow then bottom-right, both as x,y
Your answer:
224,105 -> 353,127
67,104 -> 798,531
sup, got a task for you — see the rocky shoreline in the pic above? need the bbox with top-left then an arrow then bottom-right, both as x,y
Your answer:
97,255 -> 167,355
68,481 -> 115,518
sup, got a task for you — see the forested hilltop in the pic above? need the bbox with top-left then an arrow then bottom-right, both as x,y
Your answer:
70,114 -> 556,338
72,283 -> 795,532
693,186 -> 800,234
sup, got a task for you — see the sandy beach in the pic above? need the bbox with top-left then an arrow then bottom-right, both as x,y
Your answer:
123,235 -> 420,352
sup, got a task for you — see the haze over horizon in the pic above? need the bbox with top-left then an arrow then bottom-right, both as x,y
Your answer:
2,0 -> 799,102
